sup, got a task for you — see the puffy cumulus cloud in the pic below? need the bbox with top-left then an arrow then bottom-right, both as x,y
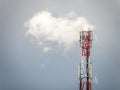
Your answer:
24,11 -> 94,52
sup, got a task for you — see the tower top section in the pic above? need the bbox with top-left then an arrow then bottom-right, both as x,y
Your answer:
79,30 -> 93,47
79,30 -> 93,56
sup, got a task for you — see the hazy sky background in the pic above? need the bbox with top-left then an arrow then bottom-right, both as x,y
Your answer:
0,0 -> 120,90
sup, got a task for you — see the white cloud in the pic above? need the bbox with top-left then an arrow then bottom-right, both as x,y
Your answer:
43,47 -> 51,53
25,11 -> 94,52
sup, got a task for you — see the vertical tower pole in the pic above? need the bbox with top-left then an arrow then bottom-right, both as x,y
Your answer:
78,30 -> 93,90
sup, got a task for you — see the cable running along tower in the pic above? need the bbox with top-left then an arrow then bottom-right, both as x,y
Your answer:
78,30 -> 93,90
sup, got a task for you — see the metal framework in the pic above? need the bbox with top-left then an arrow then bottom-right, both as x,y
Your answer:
78,30 -> 93,90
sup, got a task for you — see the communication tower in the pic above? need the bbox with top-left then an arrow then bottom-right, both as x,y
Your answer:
78,30 -> 93,90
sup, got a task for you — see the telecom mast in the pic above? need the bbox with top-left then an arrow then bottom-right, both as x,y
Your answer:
78,30 -> 93,90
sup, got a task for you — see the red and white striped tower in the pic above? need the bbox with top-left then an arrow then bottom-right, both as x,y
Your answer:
78,30 -> 93,90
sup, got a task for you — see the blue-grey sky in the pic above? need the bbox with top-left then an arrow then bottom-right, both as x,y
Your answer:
0,0 -> 120,90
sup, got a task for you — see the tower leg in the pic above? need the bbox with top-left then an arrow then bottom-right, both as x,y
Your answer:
80,82 -> 85,90
86,82 -> 91,90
